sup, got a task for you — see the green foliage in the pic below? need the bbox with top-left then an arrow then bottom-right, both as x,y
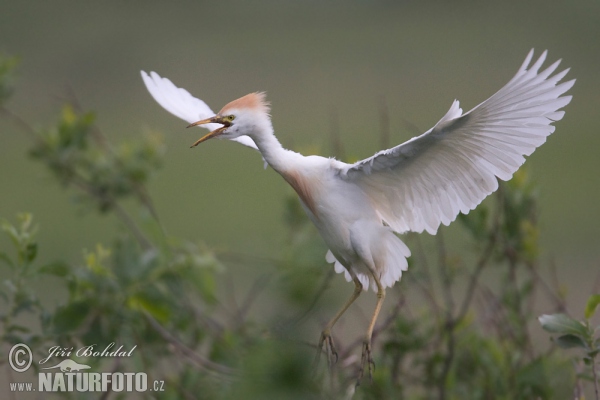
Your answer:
586,294 -> 600,320
0,54 -> 19,106
0,214 -> 44,336
539,301 -> 600,397
1,213 -> 38,271
539,313 -> 588,337
29,105 -> 164,214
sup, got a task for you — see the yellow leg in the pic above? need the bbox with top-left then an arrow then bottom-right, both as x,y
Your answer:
357,273 -> 385,385
315,276 -> 363,368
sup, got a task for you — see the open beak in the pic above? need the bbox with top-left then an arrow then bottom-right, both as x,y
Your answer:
187,116 -> 231,148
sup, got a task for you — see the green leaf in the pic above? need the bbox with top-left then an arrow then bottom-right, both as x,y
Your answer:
584,294 -> 600,320
1,220 -> 21,248
0,54 -> 19,105
555,334 -> 587,349
6,324 -> 31,334
538,314 -> 588,337
127,291 -> 170,323
39,261 -> 70,277
458,203 -> 489,240
184,266 -> 217,305
0,251 -> 14,268
24,243 -> 37,263
52,300 -> 91,333
13,290 -> 38,316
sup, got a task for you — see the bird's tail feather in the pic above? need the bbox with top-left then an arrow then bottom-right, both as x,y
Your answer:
326,233 -> 410,292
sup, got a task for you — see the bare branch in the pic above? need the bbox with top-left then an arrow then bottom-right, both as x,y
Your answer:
0,106 -> 38,140
329,106 -> 345,161
378,96 -> 390,150
236,273 -> 272,328
144,312 -> 239,378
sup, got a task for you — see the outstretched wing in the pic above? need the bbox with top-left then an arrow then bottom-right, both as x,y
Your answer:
140,71 -> 259,151
339,50 -> 574,235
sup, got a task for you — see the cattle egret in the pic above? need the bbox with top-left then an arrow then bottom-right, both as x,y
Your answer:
141,50 -> 574,382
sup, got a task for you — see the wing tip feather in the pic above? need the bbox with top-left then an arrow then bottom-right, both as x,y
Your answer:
519,49 -> 535,72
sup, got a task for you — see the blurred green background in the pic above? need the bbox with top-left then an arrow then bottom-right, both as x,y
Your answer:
1,0 -> 598,298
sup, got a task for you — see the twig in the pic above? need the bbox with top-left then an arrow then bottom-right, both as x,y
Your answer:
592,354 -> 599,400
288,268 -> 336,329
0,107 -> 37,138
438,187 -> 504,399
71,91 -> 166,236
77,177 -> 152,250
525,261 -> 568,313
401,117 -> 422,137
456,191 -> 503,323
60,87 -> 110,150
5,103 -> 155,251
144,312 -> 238,378
329,106 -> 345,161
454,242 -> 494,324
372,293 -> 405,342
68,91 -> 165,235
573,359 -> 585,400
341,293 -> 405,361
406,273 -> 441,323
378,96 -> 390,150
112,203 -> 154,250
236,273 -> 272,328
410,234 -> 441,322
218,250 -> 279,268
5,362 -> 16,400
437,231 -> 454,313
437,230 -> 454,400
98,358 -> 123,400
592,267 -> 600,294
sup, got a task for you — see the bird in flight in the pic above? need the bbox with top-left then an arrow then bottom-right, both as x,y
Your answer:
141,49 -> 573,382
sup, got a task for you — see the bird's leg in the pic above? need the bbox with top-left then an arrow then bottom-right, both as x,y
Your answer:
314,276 -> 363,370
357,274 -> 385,386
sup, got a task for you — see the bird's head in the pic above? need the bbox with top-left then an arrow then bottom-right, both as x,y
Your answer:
187,92 -> 270,147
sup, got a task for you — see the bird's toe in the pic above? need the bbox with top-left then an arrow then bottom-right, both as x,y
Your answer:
356,341 -> 375,386
314,331 -> 338,370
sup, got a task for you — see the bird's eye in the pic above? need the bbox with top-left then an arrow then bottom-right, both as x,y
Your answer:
227,115 -> 235,121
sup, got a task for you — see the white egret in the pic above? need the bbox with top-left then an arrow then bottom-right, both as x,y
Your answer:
141,50 -> 573,381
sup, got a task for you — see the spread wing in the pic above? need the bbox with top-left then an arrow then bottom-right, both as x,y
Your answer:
140,71 -> 259,151
339,50 -> 574,235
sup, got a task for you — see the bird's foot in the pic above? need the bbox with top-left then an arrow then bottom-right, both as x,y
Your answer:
314,331 -> 338,370
356,341 -> 375,386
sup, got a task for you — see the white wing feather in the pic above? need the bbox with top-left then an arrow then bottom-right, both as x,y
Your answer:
339,50 -> 574,235
140,71 -> 260,151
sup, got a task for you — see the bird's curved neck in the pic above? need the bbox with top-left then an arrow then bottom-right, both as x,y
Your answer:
249,122 -> 294,172
249,120 -> 318,218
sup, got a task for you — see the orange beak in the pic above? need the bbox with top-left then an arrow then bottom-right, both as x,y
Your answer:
187,116 -> 231,148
